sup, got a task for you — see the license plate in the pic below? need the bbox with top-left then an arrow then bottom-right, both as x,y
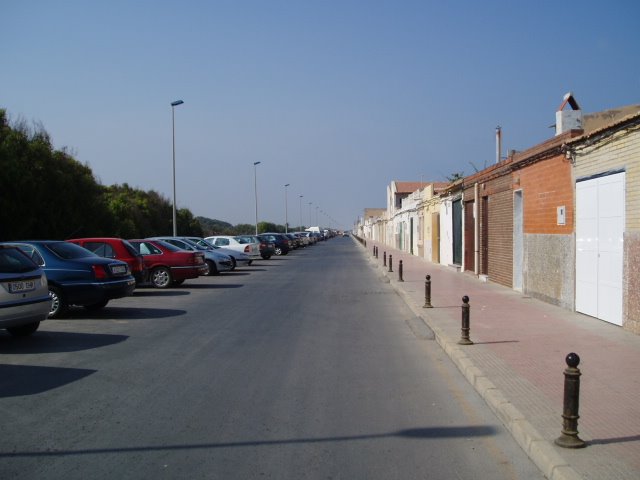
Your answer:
111,265 -> 127,274
9,280 -> 36,293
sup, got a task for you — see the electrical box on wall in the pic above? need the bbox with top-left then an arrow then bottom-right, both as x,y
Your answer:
557,206 -> 566,225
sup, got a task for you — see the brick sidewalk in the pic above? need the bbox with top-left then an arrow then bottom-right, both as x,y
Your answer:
360,239 -> 640,480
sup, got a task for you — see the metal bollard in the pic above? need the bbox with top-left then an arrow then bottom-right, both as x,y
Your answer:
375,246 -> 378,258
423,275 -> 433,308
555,353 -> 586,448
458,295 -> 473,345
388,254 -> 393,272
373,245 -> 376,256
398,260 -> 404,282
383,251 -> 387,267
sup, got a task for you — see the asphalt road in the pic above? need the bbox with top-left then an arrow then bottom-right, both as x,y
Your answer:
0,237 -> 543,479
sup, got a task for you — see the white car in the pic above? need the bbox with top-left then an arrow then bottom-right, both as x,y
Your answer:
205,236 -> 260,263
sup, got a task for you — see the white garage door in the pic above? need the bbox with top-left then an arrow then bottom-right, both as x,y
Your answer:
575,172 -> 625,326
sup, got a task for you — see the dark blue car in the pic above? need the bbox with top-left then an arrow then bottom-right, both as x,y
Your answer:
1,241 -> 136,318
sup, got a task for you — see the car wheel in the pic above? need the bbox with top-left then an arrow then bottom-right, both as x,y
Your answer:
230,257 -> 237,270
206,260 -> 218,276
151,266 -> 172,288
6,321 -> 40,337
247,260 -> 253,266
261,254 -> 271,260
48,286 -> 67,318
274,247 -> 282,255
84,300 -> 109,311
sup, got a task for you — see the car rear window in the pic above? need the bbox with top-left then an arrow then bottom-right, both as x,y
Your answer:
0,247 -> 39,274
48,241 -> 98,259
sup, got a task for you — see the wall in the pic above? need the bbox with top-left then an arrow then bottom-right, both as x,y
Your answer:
517,155 -> 575,307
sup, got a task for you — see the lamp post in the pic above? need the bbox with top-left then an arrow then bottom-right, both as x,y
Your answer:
299,195 -> 304,230
308,202 -> 313,226
253,161 -> 261,235
284,183 -> 290,233
171,100 -> 184,236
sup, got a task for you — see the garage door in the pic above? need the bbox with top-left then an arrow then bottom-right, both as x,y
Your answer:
575,171 -> 625,326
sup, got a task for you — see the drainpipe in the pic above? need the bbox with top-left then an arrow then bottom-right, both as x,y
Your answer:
474,182 -> 480,275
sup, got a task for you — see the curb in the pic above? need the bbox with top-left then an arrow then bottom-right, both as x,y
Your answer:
363,247 -> 583,480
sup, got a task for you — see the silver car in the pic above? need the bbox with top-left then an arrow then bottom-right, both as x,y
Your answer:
0,245 -> 50,336
149,237 -> 233,275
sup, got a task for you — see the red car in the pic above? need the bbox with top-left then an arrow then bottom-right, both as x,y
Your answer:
67,237 -> 148,285
128,239 -> 207,288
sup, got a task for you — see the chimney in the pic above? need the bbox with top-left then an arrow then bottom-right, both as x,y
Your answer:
495,126 -> 502,164
556,92 -> 583,135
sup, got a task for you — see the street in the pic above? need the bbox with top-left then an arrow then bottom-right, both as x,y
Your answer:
0,238 -> 543,479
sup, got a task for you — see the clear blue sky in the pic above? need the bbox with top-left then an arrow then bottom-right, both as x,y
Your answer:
3,0 -> 639,230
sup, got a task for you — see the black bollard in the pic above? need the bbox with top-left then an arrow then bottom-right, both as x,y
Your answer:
375,246 -> 378,258
555,353 -> 586,448
388,254 -> 393,272
423,275 -> 433,308
458,295 -> 473,345
373,245 -> 376,256
383,251 -> 387,267
398,260 -> 404,282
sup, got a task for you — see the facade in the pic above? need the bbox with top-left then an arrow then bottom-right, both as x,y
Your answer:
355,98 -> 640,334
565,111 -> 640,333
418,182 -> 447,262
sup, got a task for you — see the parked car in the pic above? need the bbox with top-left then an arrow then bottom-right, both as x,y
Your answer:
236,235 -> 275,259
0,245 -> 50,335
291,232 -> 310,247
128,239 -> 208,288
204,236 -> 260,263
285,233 -> 302,249
182,237 -> 246,270
67,237 -> 148,285
149,237 -> 233,275
257,233 -> 291,256
2,241 -> 135,318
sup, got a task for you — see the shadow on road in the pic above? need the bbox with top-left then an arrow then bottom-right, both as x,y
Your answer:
0,425 -> 498,457
0,364 -> 96,398
0,331 -> 128,354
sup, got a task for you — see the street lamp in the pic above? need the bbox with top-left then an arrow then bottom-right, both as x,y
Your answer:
308,202 -> 313,226
299,195 -> 304,230
171,100 -> 184,236
253,161 -> 261,235
284,184 -> 290,233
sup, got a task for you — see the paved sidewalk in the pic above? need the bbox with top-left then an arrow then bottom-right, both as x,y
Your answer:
358,239 -> 640,480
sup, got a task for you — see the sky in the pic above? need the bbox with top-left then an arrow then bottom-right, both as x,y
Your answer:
2,0 -> 639,231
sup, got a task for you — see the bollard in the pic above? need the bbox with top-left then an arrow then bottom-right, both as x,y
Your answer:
398,260 -> 404,282
375,246 -> 378,258
373,245 -> 376,256
388,254 -> 393,272
383,251 -> 387,267
423,275 -> 433,308
555,353 -> 586,448
458,295 -> 473,345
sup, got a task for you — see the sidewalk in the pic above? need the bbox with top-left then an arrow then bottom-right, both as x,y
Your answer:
359,239 -> 640,480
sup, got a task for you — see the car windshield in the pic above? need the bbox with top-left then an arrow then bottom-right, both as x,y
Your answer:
0,247 -> 39,274
47,241 -> 97,259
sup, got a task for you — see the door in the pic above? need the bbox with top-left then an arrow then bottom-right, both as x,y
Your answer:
576,172 -> 625,326
464,201 -> 475,272
452,199 -> 462,266
481,197 -> 489,275
513,191 -> 523,291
